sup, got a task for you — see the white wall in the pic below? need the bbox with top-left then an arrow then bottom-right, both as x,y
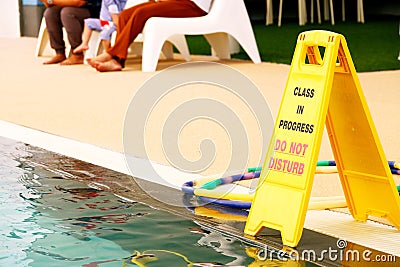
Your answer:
0,0 -> 20,38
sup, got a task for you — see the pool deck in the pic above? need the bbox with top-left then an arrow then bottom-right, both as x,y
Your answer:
1,37 -> 400,263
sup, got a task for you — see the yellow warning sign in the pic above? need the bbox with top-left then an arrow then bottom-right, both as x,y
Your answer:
244,30 -> 400,247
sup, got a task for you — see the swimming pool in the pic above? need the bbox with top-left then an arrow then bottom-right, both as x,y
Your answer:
1,136 -> 313,266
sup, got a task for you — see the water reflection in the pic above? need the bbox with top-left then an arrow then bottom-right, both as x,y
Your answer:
1,137 -> 300,266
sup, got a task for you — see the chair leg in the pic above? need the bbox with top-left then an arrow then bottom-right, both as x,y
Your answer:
298,0 -> 302,25
329,0 -> 335,25
228,32 -> 261,64
357,0 -> 364,23
311,0 -> 314,23
127,33 -> 144,58
84,30 -> 102,64
164,34 -> 190,61
266,0 -> 273,25
342,0 -> 345,22
63,28 -> 72,57
302,0 -> 308,24
278,0 -> 283,27
204,33 -> 231,59
128,43 -> 144,57
323,0 -> 329,21
36,18 -> 50,57
142,35 -> 167,72
311,0 -> 322,24
298,0 -> 307,26
161,42 -> 174,59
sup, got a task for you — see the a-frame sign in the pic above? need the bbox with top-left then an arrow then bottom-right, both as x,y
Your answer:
244,30 -> 400,247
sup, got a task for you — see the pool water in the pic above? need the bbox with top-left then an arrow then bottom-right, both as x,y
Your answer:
0,138 -> 299,267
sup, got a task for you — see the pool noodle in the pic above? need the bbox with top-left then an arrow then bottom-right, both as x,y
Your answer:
248,160 -> 400,172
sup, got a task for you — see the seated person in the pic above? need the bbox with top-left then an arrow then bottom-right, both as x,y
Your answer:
40,0 -> 101,65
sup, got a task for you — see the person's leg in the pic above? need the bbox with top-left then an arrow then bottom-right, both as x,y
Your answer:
101,40 -> 111,51
92,0 -> 206,72
43,6 -> 67,64
99,24 -> 115,51
73,19 -> 100,53
117,1 -> 152,32
60,6 -> 91,65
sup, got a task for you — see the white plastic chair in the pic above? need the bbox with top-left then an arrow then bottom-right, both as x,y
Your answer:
140,0 -> 261,72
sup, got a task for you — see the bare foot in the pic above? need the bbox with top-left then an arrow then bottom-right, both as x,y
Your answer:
43,54 -> 66,65
87,59 -> 101,70
95,59 -> 122,72
73,44 -> 89,54
60,53 -> 84,65
86,58 -> 97,68
90,52 -> 113,63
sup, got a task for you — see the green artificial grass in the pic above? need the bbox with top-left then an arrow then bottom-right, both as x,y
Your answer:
186,17 -> 400,72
